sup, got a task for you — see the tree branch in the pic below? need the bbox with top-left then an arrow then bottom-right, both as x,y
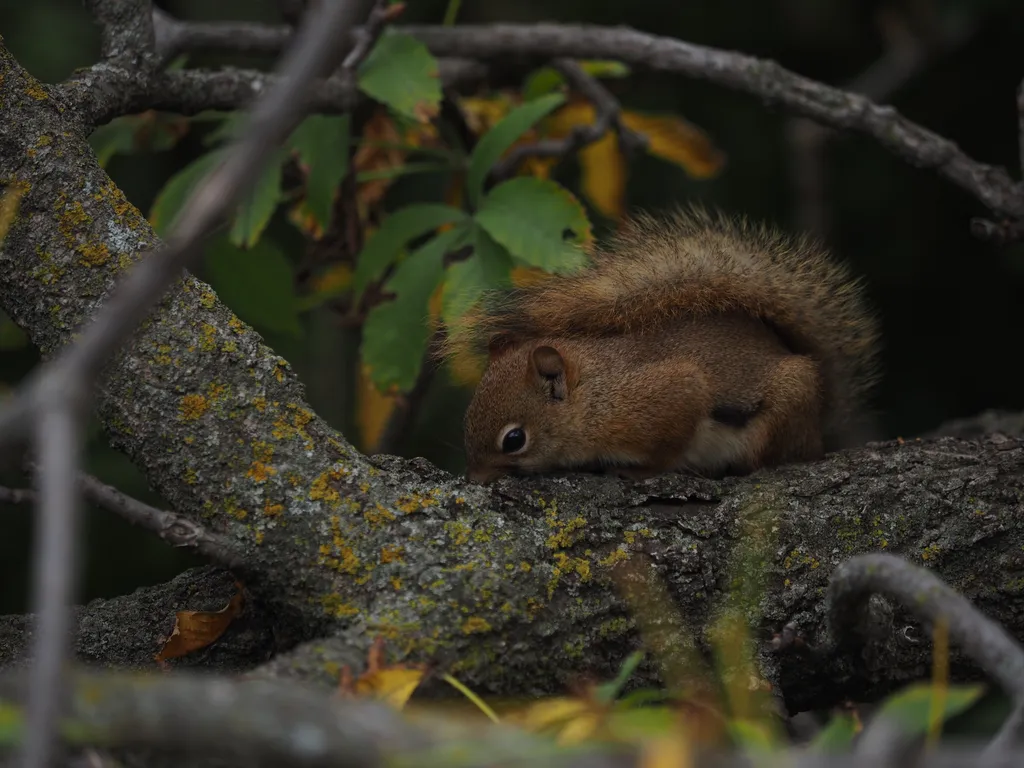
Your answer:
86,0 -> 156,64
0,566 -> 276,673
4,467 -> 244,569
145,17 -> 1024,224
827,554 -> 1024,703
491,58 -> 647,182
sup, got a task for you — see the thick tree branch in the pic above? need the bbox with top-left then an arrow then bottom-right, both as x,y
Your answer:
87,0 -> 156,64
0,566 -> 276,673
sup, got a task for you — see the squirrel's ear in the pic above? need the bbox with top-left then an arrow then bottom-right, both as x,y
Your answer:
487,332 -> 517,361
532,345 -> 571,400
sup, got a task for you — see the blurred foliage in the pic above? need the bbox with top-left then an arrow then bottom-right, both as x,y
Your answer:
1,0 -> 1023,618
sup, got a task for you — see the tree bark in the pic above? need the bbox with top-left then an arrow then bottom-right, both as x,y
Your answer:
2,32 -> 1023,720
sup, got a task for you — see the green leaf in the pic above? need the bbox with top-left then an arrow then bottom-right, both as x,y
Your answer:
352,203 -> 469,301
288,114 -> 351,233
808,712 -> 858,753
203,234 -> 303,338
727,719 -> 781,753
474,177 -> 591,273
594,652 -> 645,704
522,61 -> 630,101
148,149 -> 227,236
89,114 -> 187,167
357,30 -> 443,123
441,224 -> 514,328
870,682 -> 986,740
228,148 -> 285,248
361,227 -> 467,392
465,92 -> 565,208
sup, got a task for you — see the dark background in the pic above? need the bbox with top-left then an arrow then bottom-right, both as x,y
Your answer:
1,0 -> 1022,614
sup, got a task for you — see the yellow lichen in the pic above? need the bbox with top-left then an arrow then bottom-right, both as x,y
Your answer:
364,504 -> 396,528
598,548 -> 629,567
319,515 -> 361,574
380,545 -> 405,563
199,323 -> 217,351
445,521 -> 471,547
310,467 -> 348,504
461,617 -> 492,635
320,593 -> 359,618
207,381 -> 228,402
263,501 -> 284,517
253,397 -> 267,412
178,394 -> 208,421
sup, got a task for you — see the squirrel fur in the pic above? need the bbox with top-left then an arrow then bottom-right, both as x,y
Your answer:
442,205 -> 881,484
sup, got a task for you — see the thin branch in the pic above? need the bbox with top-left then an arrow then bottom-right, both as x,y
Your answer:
1018,77 -> 1024,180
58,58 -> 486,130
152,8 -> 289,64
0,0 -> 376,447
152,18 -> 1022,223
21,392 -> 86,768
5,467 -> 244,569
491,58 -> 647,182
341,0 -> 404,84
0,486 -> 34,504
827,553 -> 1024,704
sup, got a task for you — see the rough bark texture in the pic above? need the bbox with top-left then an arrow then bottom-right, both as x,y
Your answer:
0,566 -> 276,673
2,23 -> 1024,723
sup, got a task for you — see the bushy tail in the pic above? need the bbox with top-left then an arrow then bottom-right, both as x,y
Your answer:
444,205 -> 881,437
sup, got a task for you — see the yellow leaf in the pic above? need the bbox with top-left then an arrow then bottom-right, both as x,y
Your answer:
505,697 -> 592,733
578,131 -> 628,219
309,262 -> 353,296
154,584 -> 245,662
641,734 -> 693,768
336,637 -> 428,711
357,667 -> 426,710
356,364 -> 396,450
620,111 -> 726,179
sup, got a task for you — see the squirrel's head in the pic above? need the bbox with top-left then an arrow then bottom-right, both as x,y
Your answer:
463,336 -> 580,484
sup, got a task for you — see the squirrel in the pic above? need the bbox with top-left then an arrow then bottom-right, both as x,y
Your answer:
442,205 -> 881,485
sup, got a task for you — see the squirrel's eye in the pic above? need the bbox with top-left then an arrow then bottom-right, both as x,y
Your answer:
501,427 -> 527,454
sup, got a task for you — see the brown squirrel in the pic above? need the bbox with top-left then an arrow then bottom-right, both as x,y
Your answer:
443,206 -> 881,485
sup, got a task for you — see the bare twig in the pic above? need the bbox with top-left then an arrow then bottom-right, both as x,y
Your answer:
0,486 -> 34,504
341,0 -> 403,84
827,553 -> 1024,704
157,19 -> 1021,224
59,58 -> 486,131
21,392 -> 86,768
491,58 -> 646,182
1018,77 -> 1024,179
151,8 -> 289,64
5,467 -> 244,569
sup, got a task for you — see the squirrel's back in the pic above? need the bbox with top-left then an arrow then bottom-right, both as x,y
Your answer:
445,205 -> 881,441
